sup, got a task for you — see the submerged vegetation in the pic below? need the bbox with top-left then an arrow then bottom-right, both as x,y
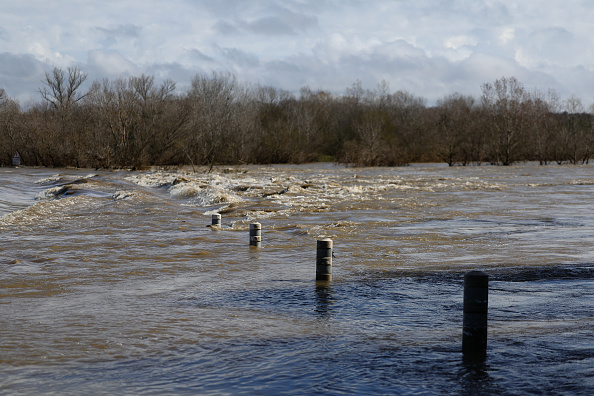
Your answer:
1,68 -> 593,168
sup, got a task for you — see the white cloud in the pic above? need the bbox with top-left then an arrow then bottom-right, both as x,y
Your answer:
498,27 -> 516,45
445,35 -> 478,51
87,50 -> 139,77
0,0 -> 593,105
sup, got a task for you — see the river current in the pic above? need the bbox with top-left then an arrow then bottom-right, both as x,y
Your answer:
2,163 -> 594,395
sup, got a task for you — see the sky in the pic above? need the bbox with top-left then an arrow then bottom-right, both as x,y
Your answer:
1,0 -> 594,106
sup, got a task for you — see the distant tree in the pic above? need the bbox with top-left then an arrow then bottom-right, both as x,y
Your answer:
85,74 -> 184,168
481,77 -> 530,165
374,80 -> 392,110
344,79 -> 371,107
386,90 -> 427,163
0,89 -> 23,165
557,96 -> 592,164
352,110 -> 389,166
37,66 -> 91,166
187,72 -> 252,170
292,87 -> 336,162
435,93 -> 477,166
39,66 -> 89,113
526,89 -> 560,165
252,85 -> 299,163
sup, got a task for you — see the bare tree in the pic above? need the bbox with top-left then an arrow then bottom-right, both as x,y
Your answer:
251,85 -> 297,163
0,89 -> 23,165
481,77 -> 530,165
290,87 -> 335,162
353,110 -> 387,166
85,75 -> 184,168
558,96 -> 591,164
39,66 -> 89,112
345,79 -> 370,107
187,71 -> 246,171
435,93 -> 477,166
526,89 -> 559,165
36,66 -> 91,166
387,90 -> 427,163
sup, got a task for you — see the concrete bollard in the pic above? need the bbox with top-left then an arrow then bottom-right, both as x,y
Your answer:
316,238 -> 333,281
463,270 -> 489,358
250,222 -> 262,247
211,214 -> 222,227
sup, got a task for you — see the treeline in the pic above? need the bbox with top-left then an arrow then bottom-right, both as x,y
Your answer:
1,68 -> 593,168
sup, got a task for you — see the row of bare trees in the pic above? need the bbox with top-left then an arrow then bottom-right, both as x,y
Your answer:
1,69 -> 593,168
434,78 -> 594,166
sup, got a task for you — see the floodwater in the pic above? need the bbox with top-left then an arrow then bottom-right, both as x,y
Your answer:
2,163 -> 594,395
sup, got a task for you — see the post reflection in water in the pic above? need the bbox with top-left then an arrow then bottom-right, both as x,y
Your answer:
459,360 -> 496,395
314,281 -> 334,317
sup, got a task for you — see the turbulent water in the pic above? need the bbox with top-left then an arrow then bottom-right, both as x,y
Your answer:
2,163 -> 594,395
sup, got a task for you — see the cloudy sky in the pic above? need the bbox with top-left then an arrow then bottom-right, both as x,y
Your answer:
1,0 -> 593,105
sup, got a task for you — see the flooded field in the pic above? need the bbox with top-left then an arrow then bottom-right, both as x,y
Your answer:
2,163 -> 594,394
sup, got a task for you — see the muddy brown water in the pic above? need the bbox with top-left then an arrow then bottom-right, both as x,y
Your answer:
2,163 -> 594,394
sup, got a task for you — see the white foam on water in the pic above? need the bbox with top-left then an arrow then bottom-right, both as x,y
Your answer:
190,185 -> 244,207
340,185 -> 367,194
125,171 -> 254,207
570,179 -> 594,185
112,191 -> 135,200
126,173 -> 179,187
0,195 -> 102,227
286,185 -> 303,193
35,186 -> 69,200
461,179 -> 506,190
204,208 -> 226,216
169,182 -> 202,198
120,168 -> 503,214
34,174 -> 61,185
